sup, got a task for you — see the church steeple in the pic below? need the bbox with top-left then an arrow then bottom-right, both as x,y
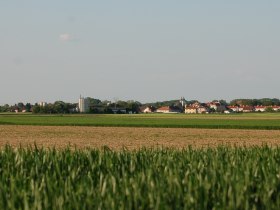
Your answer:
180,97 -> 186,107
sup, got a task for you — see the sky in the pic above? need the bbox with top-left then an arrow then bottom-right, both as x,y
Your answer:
1,0 -> 280,104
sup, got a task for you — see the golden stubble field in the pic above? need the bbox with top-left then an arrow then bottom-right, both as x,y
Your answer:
1,125 -> 280,150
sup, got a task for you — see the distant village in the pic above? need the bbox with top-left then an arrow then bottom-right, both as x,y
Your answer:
1,97 -> 280,114
141,98 -> 280,114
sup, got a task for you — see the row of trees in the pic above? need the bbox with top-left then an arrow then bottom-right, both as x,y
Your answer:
0,104 -> 10,112
0,102 -> 76,114
87,98 -> 142,114
0,99 -> 143,114
0,103 -> 32,112
229,98 -> 280,106
32,101 -> 77,114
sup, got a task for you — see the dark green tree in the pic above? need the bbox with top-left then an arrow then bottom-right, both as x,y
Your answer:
265,107 -> 274,112
25,103 -> 32,112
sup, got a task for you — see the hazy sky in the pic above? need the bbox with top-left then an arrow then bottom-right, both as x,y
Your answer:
1,1 -> 279,104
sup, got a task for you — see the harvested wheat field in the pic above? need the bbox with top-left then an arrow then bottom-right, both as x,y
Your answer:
1,125 -> 280,149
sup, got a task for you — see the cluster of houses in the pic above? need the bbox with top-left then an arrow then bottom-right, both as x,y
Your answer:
140,102 -> 280,114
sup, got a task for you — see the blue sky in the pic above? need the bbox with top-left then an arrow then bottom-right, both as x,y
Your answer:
1,1 -> 280,104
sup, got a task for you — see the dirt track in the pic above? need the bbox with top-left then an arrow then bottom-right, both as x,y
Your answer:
0,125 -> 280,150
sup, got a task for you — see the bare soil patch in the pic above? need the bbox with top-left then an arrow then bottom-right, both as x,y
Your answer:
0,125 -> 280,150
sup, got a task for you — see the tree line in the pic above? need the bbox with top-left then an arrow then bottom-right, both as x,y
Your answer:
1,98 -> 280,114
229,98 -> 280,106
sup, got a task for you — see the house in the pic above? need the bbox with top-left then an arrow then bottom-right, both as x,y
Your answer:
272,106 -> 280,111
241,105 -> 254,113
197,106 -> 209,114
191,102 -> 201,108
238,106 -> 244,112
227,106 -> 240,112
185,106 -> 197,114
139,106 -> 156,113
207,102 -> 226,112
185,102 -> 209,114
156,106 -> 181,113
254,106 -> 266,112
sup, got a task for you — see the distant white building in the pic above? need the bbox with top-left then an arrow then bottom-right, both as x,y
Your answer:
227,106 -> 240,112
38,102 -> 47,107
272,106 -> 280,111
156,106 -> 181,113
254,106 -> 266,112
78,96 -> 90,113
185,106 -> 197,114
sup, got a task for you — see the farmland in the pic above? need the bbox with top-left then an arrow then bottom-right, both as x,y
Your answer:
0,146 -> 279,210
1,113 -> 280,209
1,125 -> 280,149
1,113 -> 280,130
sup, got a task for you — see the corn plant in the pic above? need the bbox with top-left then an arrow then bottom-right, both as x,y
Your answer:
0,146 -> 279,210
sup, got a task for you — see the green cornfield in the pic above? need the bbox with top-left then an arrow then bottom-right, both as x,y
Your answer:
0,146 -> 279,210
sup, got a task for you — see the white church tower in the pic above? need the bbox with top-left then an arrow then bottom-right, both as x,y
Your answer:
180,97 -> 186,107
